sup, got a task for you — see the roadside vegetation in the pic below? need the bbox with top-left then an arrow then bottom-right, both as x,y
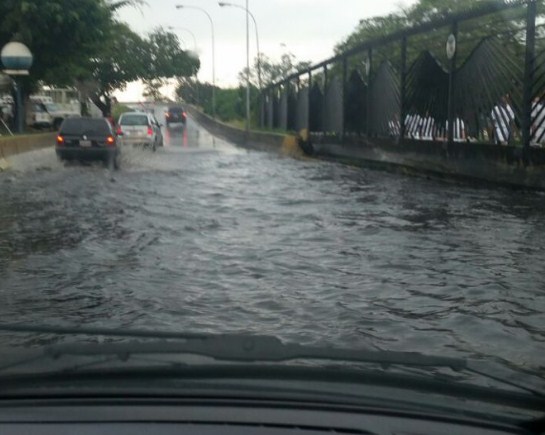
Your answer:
0,0 -> 200,117
176,52 -> 311,126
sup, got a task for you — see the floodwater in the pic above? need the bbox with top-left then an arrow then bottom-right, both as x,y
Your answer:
0,107 -> 544,386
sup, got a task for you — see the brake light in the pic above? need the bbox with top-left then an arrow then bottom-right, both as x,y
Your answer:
116,126 -> 123,135
147,126 -> 153,136
56,135 -> 64,146
165,113 -> 170,118
182,112 -> 187,118
106,135 -> 115,146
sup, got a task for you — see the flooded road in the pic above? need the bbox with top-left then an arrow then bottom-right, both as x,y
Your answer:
0,107 -> 544,381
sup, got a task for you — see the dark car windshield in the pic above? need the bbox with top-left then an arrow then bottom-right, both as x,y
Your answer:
60,118 -> 111,136
120,114 -> 149,126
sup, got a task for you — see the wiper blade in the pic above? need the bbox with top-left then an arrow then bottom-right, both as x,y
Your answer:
0,323 -> 209,341
3,323 -> 545,398
0,323 -> 464,370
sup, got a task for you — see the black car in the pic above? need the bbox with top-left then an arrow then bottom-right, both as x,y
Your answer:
165,106 -> 187,126
56,117 -> 120,169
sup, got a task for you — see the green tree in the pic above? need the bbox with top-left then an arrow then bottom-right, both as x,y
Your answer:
333,0 -> 544,73
143,78 -> 166,101
0,0 -> 113,90
88,27 -> 199,114
240,53 -> 312,88
146,28 -> 199,81
85,22 -> 151,115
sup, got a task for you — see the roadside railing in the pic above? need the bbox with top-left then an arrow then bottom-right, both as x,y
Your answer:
261,0 -> 545,163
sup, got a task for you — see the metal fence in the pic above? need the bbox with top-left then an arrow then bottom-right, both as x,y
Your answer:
261,0 -> 545,159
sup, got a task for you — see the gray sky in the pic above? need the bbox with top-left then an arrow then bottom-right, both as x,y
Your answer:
115,0 -> 417,101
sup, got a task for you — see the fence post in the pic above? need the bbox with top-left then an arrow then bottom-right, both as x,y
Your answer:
399,36 -> 408,143
323,65 -> 328,133
261,90 -> 267,128
342,56 -> 348,142
308,70 -> 312,132
522,0 -> 537,162
447,21 -> 458,147
366,48 -> 373,137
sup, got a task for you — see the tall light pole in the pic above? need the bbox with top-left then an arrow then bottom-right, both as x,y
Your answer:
175,5 -> 216,119
167,26 -> 198,52
219,1 -> 252,133
218,2 -> 261,91
167,26 -> 199,105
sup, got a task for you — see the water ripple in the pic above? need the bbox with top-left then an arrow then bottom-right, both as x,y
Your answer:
0,129 -> 544,383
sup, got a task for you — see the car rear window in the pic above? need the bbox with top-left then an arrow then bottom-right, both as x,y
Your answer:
120,114 -> 149,126
60,118 -> 111,136
168,107 -> 184,113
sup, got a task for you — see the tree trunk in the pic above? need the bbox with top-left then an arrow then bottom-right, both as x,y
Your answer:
90,93 -> 111,117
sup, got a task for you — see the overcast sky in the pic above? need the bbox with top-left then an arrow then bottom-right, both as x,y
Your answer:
114,0 -> 417,101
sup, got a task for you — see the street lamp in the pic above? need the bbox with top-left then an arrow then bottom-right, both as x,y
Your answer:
175,4 -> 216,119
167,26 -> 198,53
1,41 -> 33,134
219,1 -> 257,133
218,1 -> 261,92
167,26 -> 199,105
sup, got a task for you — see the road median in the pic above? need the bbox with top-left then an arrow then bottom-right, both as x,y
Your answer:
187,106 -> 305,157
0,132 -> 56,170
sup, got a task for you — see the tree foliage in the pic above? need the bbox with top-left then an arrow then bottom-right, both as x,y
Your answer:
87,26 -> 200,113
0,0 -> 112,90
0,0 -> 200,115
333,0 -> 545,74
240,53 -> 312,88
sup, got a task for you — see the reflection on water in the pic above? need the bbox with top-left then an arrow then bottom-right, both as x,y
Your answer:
0,117 -> 544,382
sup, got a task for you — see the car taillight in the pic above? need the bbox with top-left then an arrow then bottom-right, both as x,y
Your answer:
106,135 -> 115,146
116,126 -> 123,135
147,126 -> 153,136
56,135 -> 64,146
165,113 -> 170,118
182,112 -> 187,118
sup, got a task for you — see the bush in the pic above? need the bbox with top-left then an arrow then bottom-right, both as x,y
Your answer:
112,104 -> 133,123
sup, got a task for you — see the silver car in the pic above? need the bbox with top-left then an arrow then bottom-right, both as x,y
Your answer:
117,112 -> 163,151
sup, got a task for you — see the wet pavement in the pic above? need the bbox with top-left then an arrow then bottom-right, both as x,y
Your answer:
0,105 -> 544,382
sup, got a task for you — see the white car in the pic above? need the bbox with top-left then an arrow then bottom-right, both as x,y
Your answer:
26,101 -> 53,129
116,112 -> 163,151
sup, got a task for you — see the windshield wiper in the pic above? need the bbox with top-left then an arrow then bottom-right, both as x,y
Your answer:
0,323 -> 542,399
0,323 -> 464,369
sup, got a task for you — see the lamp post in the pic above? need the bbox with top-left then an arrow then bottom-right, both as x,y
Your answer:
1,41 -> 33,134
167,26 -> 198,52
218,2 -> 261,90
168,26 -> 200,104
446,29 -> 457,146
219,1 -> 258,133
175,5 -> 216,119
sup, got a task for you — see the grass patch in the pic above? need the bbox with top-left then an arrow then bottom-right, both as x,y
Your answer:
112,104 -> 134,123
223,119 -> 293,135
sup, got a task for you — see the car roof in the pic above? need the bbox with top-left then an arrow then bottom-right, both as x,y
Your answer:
60,117 -> 112,133
120,111 -> 149,116
63,116 -> 108,123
